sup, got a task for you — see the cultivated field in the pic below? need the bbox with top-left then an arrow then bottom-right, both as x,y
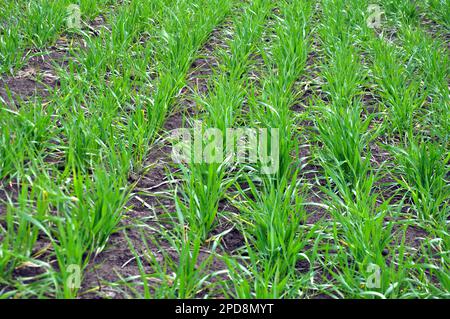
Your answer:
0,0 -> 449,299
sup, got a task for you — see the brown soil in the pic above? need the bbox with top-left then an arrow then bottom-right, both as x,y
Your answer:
0,38 -> 71,106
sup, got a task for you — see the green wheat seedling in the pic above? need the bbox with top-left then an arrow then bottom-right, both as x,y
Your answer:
223,171 -> 318,298
26,165 -> 131,298
316,5 -> 372,188
414,234 -> 450,297
0,185 -> 44,280
21,0 -> 68,49
321,44 -> 365,107
204,0 -> 274,130
397,25 -> 450,143
389,137 -> 450,226
175,161 -> 233,242
223,242 -> 312,298
0,0 -> 113,72
77,0 -> 113,21
0,27 -> 24,74
399,26 -> 449,97
324,219 -> 415,298
315,103 -> 375,197
0,107 -> 29,181
422,0 -> 450,28
120,225 -> 216,299
220,0 -> 274,81
234,170 -> 312,275
370,38 -> 426,136
141,0 -> 232,147
380,0 -> 420,26
0,175 -> 62,298
0,99 -> 57,181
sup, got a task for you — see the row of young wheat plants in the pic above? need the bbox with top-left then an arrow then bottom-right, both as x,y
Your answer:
222,0 -> 316,298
